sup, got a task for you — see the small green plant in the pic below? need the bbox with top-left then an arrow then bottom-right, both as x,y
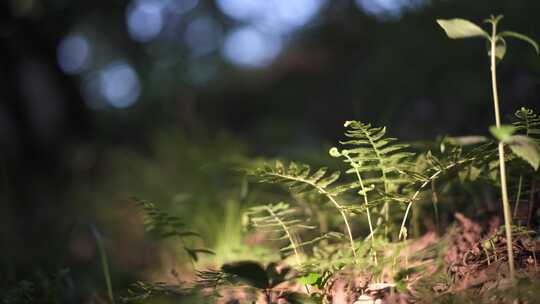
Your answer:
329,121 -> 414,259
251,161 -> 358,259
133,198 -> 214,263
90,225 -> 116,304
437,14 -> 539,281
116,15 -> 540,303
244,202 -> 338,265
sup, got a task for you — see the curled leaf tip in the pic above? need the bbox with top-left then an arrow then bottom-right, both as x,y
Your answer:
329,147 -> 341,157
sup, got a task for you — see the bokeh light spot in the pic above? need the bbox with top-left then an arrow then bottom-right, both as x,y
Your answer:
354,0 -> 425,20
57,33 -> 92,74
223,27 -> 282,68
216,0 -> 262,21
126,0 -> 165,42
98,61 -> 141,108
216,0 -> 326,34
184,16 -> 222,56
166,0 -> 199,14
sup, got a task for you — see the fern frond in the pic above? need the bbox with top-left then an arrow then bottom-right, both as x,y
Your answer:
335,121 -> 415,238
121,281 -> 190,302
251,161 -> 358,260
514,107 -> 540,138
396,143 -> 496,239
254,161 -> 349,196
510,108 -> 540,222
133,197 -> 214,262
245,202 -> 313,263
340,121 -> 414,192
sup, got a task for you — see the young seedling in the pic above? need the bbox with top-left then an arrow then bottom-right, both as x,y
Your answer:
437,14 -> 539,281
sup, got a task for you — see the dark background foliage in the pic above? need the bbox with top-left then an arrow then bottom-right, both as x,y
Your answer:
1,0 -> 539,300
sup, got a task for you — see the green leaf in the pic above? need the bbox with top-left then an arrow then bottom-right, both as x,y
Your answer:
297,272 -> 321,285
500,31 -> 539,54
508,135 -> 540,170
488,37 -> 507,60
436,19 -> 489,39
490,125 -> 516,142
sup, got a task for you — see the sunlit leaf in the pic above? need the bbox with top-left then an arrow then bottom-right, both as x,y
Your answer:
490,125 -> 516,142
508,135 -> 540,170
436,19 -> 489,39
297,272 -> 321,285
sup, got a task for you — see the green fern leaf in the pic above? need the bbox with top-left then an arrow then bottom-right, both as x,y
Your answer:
132,197 -> 214,262
339,121 -> 414,193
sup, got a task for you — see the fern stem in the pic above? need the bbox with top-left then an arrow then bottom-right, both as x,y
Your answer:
398,157 -> 475,240
343,154 -> 377,264
360,127 -> 391,236
490,17 -> 515,281
271,173 -> 358,260
264,206 -> 311,294
431,180 -> 440,235
265,206 -> 301,265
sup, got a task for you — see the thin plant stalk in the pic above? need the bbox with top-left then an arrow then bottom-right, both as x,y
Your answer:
512,175 -> 523,219
271,172 -> 357,260
90,225 -> 116,304
398,155 -> 479,240
264,206 -> 310,294
527,178 -> 536,227
265,206 -> 301,265
431,180 -> 440,234
489,16 -> 515,280
358,127 -> 391,237
343,153 -> 377,264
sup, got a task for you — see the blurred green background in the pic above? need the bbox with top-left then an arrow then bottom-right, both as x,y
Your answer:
1,0 -> 539,301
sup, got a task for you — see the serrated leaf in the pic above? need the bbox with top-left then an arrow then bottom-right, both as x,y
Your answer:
500,31 -> 539,54
437,19 -> 489,39
308,167 -> 328,183
490,125 -> 516,142
508,135 -> 540,170
317,171 -> 340,188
